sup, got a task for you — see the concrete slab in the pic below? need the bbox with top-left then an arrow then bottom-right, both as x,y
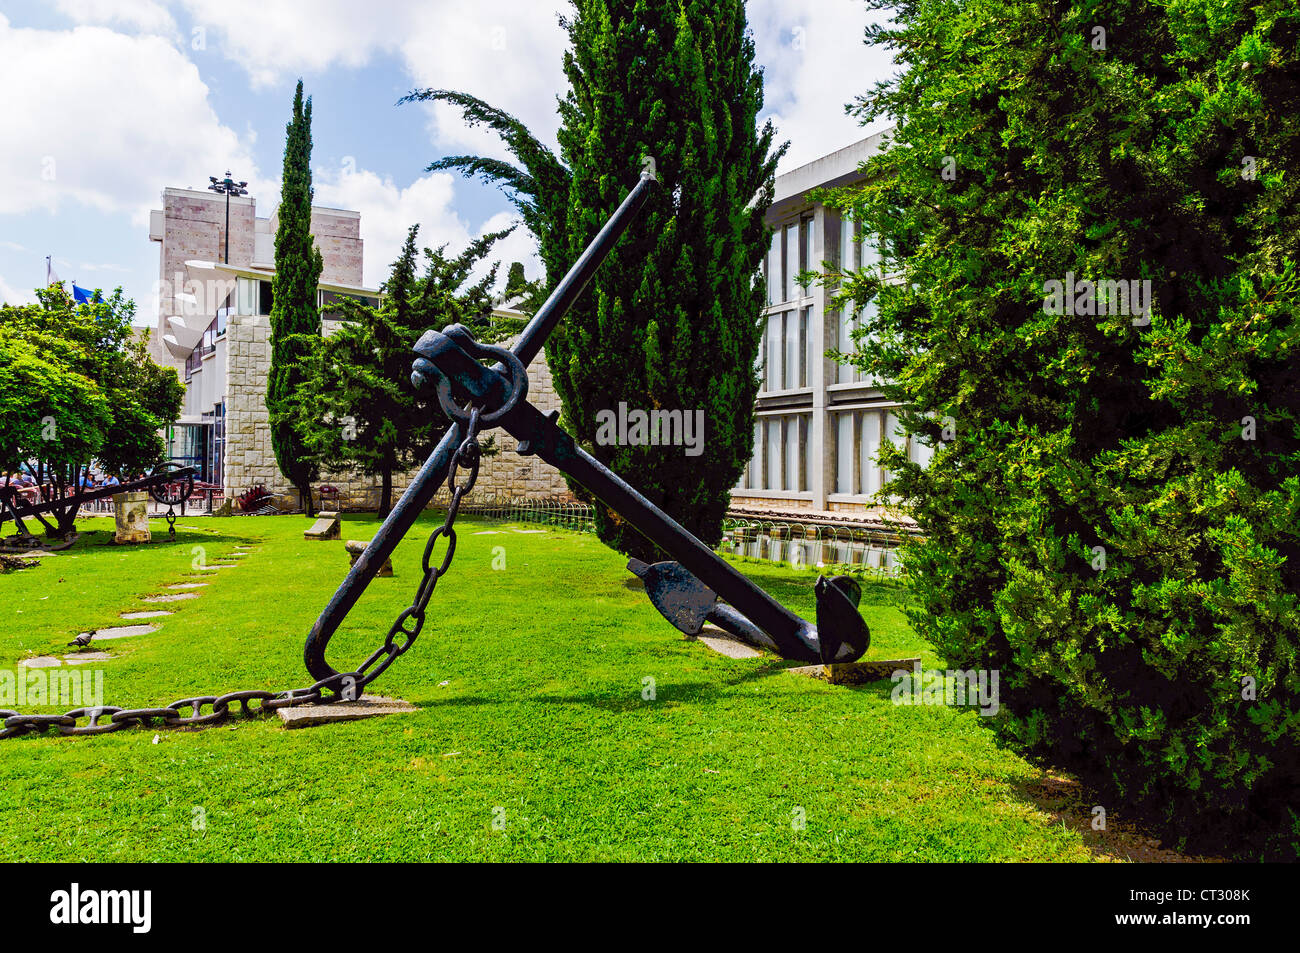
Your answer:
787,657 -> 922,686
167,583 -> 208,590
19,656 -> 62,668
120,610 -> 172,619
64,652 -> 113,664
144,592 -> 198,602
277,695 -> 417,729
92,624 -> 158,640
695,632 -> 764,659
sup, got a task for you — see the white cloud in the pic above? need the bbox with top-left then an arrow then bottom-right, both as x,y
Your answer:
175,0 -> 399,88
748,0 -> 898,172
0,14 -> 268,224
315,166 -> 538,292
0,272 -> 38,306
55,0 -> 178,34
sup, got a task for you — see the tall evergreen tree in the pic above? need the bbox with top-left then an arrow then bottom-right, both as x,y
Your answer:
407,0 -> 783,561
267,79 -> 324,515
298,225 -> 510,516
825,0 -> 1300,858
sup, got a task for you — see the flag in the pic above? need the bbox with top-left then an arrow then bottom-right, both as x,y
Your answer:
46,256 -> 59,287
73,284 -> 96,304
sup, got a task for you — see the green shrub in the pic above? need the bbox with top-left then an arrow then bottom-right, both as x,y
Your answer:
828,0 -> 1300,858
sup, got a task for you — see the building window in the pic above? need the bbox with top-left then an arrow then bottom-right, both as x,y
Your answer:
211,402 -> 225,488
259,279 -> 274,316
784,222 -> 798,303
766,232 -> 780,306
740,413 -> 811,493
801,216 -> 814,292
833,407 -> 929,497
319,289 -> 380,320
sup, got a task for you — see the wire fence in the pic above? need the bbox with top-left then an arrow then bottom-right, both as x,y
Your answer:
73,486 -> 910,577
426,490 -> 910,577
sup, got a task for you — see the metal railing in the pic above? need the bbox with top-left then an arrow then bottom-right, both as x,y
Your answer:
424,491 -> 909,575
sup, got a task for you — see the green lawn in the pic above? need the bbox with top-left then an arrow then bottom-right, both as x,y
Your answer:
0,513 -> 1105,861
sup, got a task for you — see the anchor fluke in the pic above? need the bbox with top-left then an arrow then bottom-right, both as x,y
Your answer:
813,576 -> 870,665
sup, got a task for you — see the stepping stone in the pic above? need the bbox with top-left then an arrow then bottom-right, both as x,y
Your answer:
91,624 -> 158,640
19,656 -> 62,668
305,511 -> 341,540
64,652 -> 113,664
511,529 -> 546,534
120,610 -> 172,619
277,694 -> 416,729
197,563 -> 237,569
786,657 -> 922,686
144,593 -> 198,603
167,583 -> 207,590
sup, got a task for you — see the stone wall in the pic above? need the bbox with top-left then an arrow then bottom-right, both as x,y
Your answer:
221,322 -> 573,509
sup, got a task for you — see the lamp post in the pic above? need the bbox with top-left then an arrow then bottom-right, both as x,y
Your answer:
207,171 -> 248,264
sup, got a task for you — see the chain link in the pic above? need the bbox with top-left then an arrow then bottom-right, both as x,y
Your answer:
2,411 -> 484,740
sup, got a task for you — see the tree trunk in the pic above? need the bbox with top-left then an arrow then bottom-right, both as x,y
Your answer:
299,481 -> 315,517
379,465 -> 394,519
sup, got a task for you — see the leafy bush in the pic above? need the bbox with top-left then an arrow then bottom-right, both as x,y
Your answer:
827,0 -> 1300,858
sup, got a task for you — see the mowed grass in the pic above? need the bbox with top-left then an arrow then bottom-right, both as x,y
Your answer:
0,514 -> 1099,862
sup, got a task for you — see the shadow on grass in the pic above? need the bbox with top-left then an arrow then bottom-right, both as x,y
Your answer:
410,661 -> 796,713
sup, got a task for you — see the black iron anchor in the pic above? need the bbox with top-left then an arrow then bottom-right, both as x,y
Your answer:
303,160 -> 868,686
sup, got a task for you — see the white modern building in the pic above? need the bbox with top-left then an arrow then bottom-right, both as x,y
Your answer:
146,186 -> 381,498
733,129 -> 931,518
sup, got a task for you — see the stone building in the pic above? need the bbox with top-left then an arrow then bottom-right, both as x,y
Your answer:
146,185 -> 570,509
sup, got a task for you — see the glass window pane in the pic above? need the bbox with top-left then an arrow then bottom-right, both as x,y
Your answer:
912,431 -> 934,469
803,218 -> 814,278
785,417 -> 799,492
784,311 -> 797,390
861,412 -> 881,497
803,415 -> 814,493
884,410 -> 906,484
800,307 -> 811,388
766,419 -> 782,489
784,223 -> 798,302
753,422 -> 763,489
837,311 -> 858,384
861,226 -> 879,273
766,314 -> 783,391
766,232 -> 779,305
836,414 -> 854,494
841,215 -> 855,272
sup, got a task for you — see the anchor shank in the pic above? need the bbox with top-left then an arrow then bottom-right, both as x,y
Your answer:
303,421 -> 463,682
511,171 -> 656,368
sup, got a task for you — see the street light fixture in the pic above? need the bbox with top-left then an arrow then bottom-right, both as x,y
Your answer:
207,171 -> 248,264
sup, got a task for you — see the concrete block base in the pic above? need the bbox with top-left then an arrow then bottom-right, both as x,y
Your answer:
787,657 -> 922,685
277,694 -> 416,729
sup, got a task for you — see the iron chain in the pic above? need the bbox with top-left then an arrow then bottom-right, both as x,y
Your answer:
1,412 -> 484,740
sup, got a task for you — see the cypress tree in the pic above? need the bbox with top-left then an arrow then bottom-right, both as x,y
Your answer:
407,0 -> 783,561
298,225 -> 511,517
267,79 -> 324,515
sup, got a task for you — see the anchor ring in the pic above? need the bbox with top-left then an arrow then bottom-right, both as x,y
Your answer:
432,325 -> 529,428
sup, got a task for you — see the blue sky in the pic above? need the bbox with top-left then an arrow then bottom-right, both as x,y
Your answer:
0,1 -> 895,324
